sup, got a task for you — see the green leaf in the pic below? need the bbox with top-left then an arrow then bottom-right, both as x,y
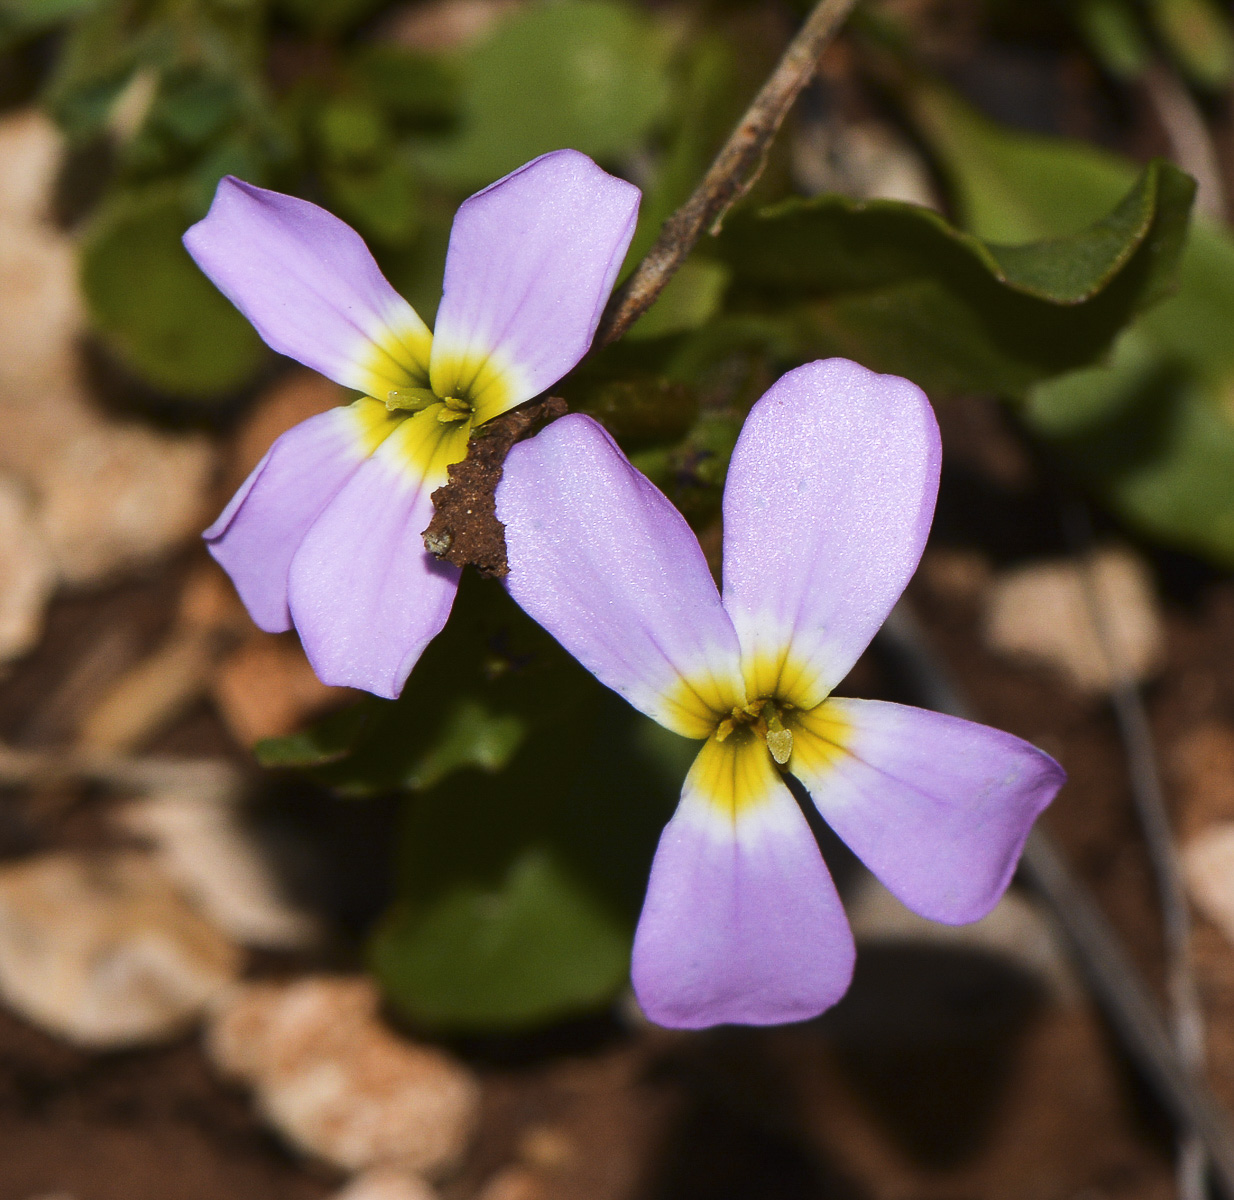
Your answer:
1074,0 -> 1151,79
911,85 -> 1138,242
401,699 -> 526,791
913,84 -> 1234,565
627,259 -> 730,341
350,45 -> 459,125
263,577 -> 695,1029
370,693 -> 693,1030
414,0 -> 673,185
716,158 -> 1193,399
0,0 -> 101,40
370,849 -> 631,1029
80,186 -> 266,396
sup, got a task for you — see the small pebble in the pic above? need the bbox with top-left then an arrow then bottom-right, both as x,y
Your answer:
473,1167 -> 546,1200
0,851 -> 241,1047
212,633 -> 350,745
982,547 -> 1165,693
207,977 -> 479,1175
332,1168 -> 440,1200
1183,825 -> 1234,947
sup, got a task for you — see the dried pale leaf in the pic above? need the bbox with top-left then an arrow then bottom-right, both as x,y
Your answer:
0,474 -> 55,664
78,631 -> 216,753
213,634 -> 352,745
39,424 -> 216,585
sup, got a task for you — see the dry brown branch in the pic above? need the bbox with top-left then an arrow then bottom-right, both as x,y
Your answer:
595,0 -> 860,347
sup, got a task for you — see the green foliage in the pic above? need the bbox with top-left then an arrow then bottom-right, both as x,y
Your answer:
80,186 -> 267,395
1074,0 -> 1151,79
0,0 -> 102,44
260,577 -> 693,1029
371,849 -> 631,1029
414,0 -> 674,185
914,85 -> 1234,565
715,157 -> 1193,399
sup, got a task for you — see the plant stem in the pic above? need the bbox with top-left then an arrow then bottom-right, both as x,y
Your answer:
595,0 -> 859,347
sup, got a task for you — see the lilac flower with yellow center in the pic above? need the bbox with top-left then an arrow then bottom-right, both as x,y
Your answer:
185,150 -> 640,698
495,358 -> 1065,1028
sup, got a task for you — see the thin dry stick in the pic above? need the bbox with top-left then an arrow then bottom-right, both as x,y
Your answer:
596,0 -> 859,347
1063,504 -> 1209,1200
1143,61 -> 1228,223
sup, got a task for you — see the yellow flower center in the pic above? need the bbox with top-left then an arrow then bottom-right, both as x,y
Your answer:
713,697 -> 796,765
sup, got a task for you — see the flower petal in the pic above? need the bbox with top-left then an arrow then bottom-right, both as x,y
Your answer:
287,407 -> 470,698
205,399 -> 403,632
631,732 -> 855,1028
184,177 -> 432,397
790,698 -> 1064,924
430,150 -> 640,424
721,359 -> 940,708
497,413 -> 744,739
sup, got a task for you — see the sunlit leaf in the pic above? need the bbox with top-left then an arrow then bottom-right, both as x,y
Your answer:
914,84 -> 1234,565
716,156 -> 1193,398
414,0 -> 673,185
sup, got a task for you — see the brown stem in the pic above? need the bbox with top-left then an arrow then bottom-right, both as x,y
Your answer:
596,0 -> 859,347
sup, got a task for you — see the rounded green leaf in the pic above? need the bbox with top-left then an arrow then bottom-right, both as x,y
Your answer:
81,187 -> 266,397
371,849 -> 631,1029
417,0 -> 673,184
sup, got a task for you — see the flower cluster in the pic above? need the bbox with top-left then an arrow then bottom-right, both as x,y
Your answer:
189,156 -> 1065,1029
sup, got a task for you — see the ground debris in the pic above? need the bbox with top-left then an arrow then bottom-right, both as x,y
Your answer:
207,976 -> 479,1176
423,397 -> 567,579
0,850 -> 241,1048
331,1168 -> 438,1200
982,546 -> 1166,694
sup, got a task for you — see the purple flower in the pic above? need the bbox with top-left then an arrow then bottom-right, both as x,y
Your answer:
185,150 -> 640,698
495,358 -> 1065,1029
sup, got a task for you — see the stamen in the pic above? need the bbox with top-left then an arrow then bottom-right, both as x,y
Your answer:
386,387 -> 438,413
436,394 -> 474,423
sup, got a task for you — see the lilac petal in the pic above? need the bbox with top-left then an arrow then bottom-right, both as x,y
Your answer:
632,732 -> 855,1029
184,177 -> 432,397
205,399 -> 403,632
497,413 -> 744,739
721,359 -> 940,708
286,408 -> 471,698
791,698 -> 1065,924
430,150 -> 639,424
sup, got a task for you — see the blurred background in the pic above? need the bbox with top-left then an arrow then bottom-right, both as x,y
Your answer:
3,0 -> 1234,1196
